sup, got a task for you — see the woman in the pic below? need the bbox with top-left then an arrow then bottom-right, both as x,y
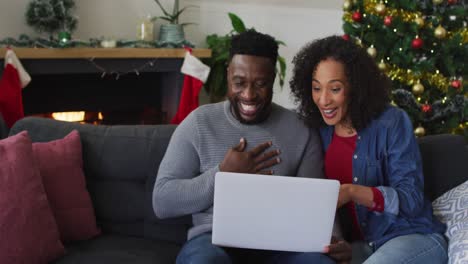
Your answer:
290,36 -> 447,264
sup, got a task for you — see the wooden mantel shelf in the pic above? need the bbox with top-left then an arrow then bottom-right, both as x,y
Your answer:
0,48 -> 211,59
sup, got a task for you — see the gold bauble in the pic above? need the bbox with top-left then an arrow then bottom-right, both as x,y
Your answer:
412,83 -> 425,95
434,25 -> 447,39
414,126 -> 426,137
375,3 -> 386,14
343,0 -> 352,10
378,60 -> 387,71
432,0 -> 444,4
367,46 -> 377,58
414,17 -> 425,28
355,38 -> 363,47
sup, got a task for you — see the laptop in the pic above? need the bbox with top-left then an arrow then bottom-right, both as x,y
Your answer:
212,172 -> 339,252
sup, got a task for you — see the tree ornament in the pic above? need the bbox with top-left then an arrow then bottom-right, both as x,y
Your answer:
375,2 -> 386,14
367,46 -> 377,58
422,104 -> 432,113
343,0 -> 352,10
432,0 -> 444,4
434,25 -> 447,39
414,17 -> 425,28
378,60 -> 387,71
447,0 -> 457,4
411,37 -> 424,49
342,34 -> 350,41
352,11 -> 363,22
384,16 -> 392,26
355,38 -> 363,47
412,82 -> 425,95
58,31 -> 71,45
414,126 -> 426,137
451,80 -> 462,89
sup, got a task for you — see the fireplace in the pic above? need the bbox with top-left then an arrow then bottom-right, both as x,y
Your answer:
0,48 -> 211,125
24,72 -> 172,125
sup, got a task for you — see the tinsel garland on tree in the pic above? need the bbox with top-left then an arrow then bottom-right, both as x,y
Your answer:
342,0 -> 467,138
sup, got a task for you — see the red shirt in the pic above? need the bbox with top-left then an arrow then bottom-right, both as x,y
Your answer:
324,132 -> 384,241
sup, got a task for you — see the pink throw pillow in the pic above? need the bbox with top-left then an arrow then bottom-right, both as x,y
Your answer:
0,131 -> 65,263
33,130 -> 101,242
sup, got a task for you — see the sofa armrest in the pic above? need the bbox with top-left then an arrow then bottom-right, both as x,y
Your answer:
418,134 -> 468,201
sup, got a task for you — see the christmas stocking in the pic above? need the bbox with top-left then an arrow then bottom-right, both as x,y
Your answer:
0,49 -> 31,128
170,50 -> 210,124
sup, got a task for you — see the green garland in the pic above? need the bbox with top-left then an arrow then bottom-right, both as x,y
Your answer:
0,34 -> 194,48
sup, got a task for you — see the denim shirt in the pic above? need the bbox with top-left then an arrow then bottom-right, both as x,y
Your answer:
320,106 -> 445,249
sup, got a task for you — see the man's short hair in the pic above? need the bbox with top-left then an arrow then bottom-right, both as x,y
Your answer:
229,29 -> 279,63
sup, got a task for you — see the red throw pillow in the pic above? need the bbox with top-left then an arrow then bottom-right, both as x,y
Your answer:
33,130 -> 101,242
0,131 -> 65,263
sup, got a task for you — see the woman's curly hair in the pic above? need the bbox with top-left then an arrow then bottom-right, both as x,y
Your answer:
290,35 -> 391,130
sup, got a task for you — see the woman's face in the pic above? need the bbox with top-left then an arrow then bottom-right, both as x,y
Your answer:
311,58 -> 350,127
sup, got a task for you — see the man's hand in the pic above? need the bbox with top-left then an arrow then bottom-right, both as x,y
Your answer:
219,138 -> 281,174
324,236 -> 352,264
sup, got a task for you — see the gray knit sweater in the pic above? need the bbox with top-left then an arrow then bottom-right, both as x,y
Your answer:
153,101 -> 324,240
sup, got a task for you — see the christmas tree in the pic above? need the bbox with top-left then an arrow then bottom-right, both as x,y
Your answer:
342,0 -> 467,138
25,0 -> 78,37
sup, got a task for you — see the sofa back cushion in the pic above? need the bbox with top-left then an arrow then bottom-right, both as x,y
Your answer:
10,117 -> 191,244
418,134 -> 468,201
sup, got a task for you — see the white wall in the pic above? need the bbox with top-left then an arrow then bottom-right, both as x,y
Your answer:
0,0 -> 343,109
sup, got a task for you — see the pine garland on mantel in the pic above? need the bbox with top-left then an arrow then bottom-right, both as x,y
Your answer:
0,34 -> 194,49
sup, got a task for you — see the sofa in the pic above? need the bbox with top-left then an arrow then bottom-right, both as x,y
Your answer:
3,116 -> 468,264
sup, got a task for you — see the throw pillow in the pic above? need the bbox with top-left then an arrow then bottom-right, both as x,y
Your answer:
0,131 -> 65,263
33,130 -> 101,242
432,180 -> 468,264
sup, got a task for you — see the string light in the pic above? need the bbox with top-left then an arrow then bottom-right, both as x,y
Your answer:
88,58 -> 159,80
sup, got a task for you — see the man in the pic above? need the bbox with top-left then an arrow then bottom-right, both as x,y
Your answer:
153,30 -> 338,264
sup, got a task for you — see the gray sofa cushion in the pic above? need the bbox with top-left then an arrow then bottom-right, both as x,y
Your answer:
52,235 -> 180,264
9,117 -> 191,244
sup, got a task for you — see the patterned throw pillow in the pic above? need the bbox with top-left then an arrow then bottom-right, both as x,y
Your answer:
432,180 -> 468,264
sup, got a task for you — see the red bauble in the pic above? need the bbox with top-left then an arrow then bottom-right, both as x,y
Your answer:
352,11 -> 363,22
342,34 -> 350,41
384,16 -> 392,26
422,104 -> 432,113
451,80 -> 462,89
448,0 -> 457,4
411,38 -> 424,49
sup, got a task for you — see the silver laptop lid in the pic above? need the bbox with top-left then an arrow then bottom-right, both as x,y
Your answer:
212,172 -> 339,252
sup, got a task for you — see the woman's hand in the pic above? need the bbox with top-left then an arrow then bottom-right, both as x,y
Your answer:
324,236 -> 352,264
337,184 -> 353,208
337,184 -> 375,209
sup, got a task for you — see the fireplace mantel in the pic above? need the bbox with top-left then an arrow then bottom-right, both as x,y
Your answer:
0,48 -> 211,59
0,48 -> 212,124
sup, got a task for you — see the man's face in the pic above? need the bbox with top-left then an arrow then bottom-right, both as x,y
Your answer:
227,54 -> 275,124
